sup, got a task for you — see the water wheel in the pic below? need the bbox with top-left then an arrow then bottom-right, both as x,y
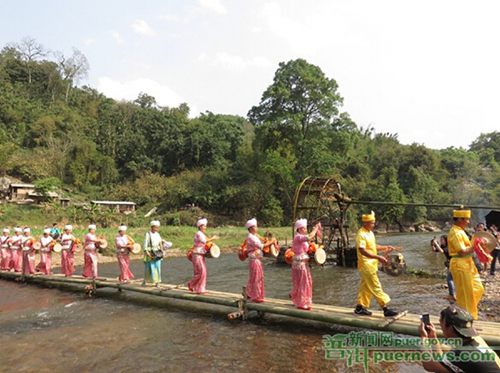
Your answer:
292,177 -> 351,263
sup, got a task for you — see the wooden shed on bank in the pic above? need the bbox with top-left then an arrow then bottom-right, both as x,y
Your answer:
91,200 -> 136,213
8,183 -> 35,201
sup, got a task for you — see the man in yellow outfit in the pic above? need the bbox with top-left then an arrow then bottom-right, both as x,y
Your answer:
354,211 -> 399,317
448,209 -> 484,319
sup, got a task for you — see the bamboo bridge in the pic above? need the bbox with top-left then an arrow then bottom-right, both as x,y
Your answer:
1,270 -> 499,346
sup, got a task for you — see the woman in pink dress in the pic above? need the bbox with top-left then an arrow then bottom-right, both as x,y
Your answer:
9,227 -> 23,272
115,225 -> 135,283
82,224 -> 99,279
188,218 -> 219,294
244,218 -> 277,303
0,228 -> 11,270
290,218 -> 320,310
21,227 -> 36,275
60,225 -> 76,277
36,228 -> 54,274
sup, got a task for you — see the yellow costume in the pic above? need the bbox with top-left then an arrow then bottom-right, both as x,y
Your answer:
356,212 -> 390,309
448,217 -> 484,320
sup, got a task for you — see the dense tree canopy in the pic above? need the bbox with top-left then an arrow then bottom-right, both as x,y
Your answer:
0,39 -> 498,226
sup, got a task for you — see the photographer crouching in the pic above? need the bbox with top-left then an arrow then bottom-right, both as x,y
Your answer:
418,305 -> 500,372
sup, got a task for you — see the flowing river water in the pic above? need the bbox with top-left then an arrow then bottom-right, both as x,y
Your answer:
0,232 -> 451,372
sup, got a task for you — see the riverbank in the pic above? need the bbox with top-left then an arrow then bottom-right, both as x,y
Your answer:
480,272 -> 500,322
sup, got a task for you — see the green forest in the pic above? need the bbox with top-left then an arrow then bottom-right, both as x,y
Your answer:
0,38 -> 498,227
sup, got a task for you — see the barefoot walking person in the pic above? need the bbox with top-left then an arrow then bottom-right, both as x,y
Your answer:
244,218 -> 277,303
0,228 -> 11,270
116,225 -> 135,283
82,224 -> 99,279
60,225 -> 76,277
143,220 -> 163,286
9,227 -> 23,272
188,218 -> 219,294
21,227 -> 35,275
36,228 -> 54,275
290,218 -> 320,310
354,211 -> 399,317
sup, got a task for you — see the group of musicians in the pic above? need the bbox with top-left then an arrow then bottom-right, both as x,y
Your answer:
0,208 -> 485,321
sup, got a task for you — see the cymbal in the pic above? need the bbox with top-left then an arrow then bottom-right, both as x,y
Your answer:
471,231 -> 498,253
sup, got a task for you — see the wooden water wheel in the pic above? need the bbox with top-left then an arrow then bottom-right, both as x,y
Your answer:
292,177 -> 353,265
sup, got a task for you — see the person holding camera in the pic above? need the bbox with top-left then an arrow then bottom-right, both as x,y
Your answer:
418,305 -> 500,372
143,220 -> 163,287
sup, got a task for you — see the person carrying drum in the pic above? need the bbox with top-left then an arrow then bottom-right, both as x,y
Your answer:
448,209 -> 484,319
36,227 -> 54,275
0,228 -> 11,270
82,224 -> 99,279
354,211 -> 399,317
21,227 -> 35,275
9,227 -> 23,272
290,218 -> 320,310
188,218 -> 219,294
143,220 -> 163,287
244,218 -> 277,303
60,225 -> 76,277
116,225 -> 135,283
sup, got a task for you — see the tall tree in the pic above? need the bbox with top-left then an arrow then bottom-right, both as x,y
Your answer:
11,36 -> 45,84
248,58 -> 343,159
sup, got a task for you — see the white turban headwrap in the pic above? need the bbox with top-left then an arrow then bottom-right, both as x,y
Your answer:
88,224 -> 96,230
23,227 -> 31,233
43,228 -> 51,234
3,228 -> 10,233
118,225 -> 127,232
14,227 -> 22,233
150,220 -> 160,227
294,218 -> 307,231
245,218 -> 257,229
64,225 -> 73,231
197,218 -> 208,228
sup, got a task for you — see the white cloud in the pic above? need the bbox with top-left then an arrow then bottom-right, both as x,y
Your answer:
158,14 -> 180,22
97,77 -> 184,108
197,0 -> 227,15
83,38 -> 95,46
199,51 -> 271,71
131,19 -> 156,37
110,31 -> 125,46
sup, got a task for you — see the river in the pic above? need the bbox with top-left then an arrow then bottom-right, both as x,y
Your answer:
0,232 -> 448,372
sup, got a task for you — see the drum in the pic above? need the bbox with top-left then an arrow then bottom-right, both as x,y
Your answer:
131,243 -> 141,254
33,241 -> 41,251
263,242 -> 279,258
238,245 -> 248,261
269,243 -> 279,257
284,248 -> 294,265
162,240 -> 173,250
205,243 -> 220,258
382,253 -> 407,276
313,247 -> 326,265
96,239 -> 108,249
307,243 -> 318,255
52,243 -> 62,253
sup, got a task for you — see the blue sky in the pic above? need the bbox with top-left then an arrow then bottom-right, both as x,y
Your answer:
1,0 -> 499,149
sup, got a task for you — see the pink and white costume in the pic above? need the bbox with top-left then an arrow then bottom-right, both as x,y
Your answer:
9,234 -> 23,272
21,235 -> 36,275
290,233 -> 313,310
116,234 -> 134,282
188,230 -> 207,294
246,233 -> 265,302
82,232 -> 98,279
0,233 -> 11,270
36,235 -> 54,274
60,233 -> 75,277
